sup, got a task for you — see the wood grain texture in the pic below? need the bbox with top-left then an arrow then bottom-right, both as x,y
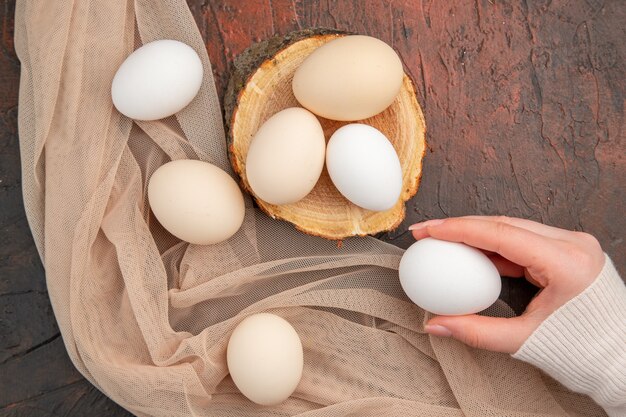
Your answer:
1,0 -> 624,415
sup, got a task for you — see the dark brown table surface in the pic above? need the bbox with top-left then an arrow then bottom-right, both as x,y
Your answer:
1,1 -> 624,415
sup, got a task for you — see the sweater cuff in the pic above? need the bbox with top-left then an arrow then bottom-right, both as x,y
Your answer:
512,255 -> 626,416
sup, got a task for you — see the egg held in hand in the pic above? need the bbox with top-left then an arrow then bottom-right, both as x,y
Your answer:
147,160 -> 245,245
245,108 -> 326,205
292,35 -> 404,121
326,124 -> 403,212
227,313 -> 304,406
112,39 -> 203,121
398,238 -> 502,316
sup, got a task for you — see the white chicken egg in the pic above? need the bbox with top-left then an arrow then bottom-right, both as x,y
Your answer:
147,160 -> 245,245
227,313 -> 304,406
326,124 -> 402,211
112,39 -> 203,121
399,238 -> 502,316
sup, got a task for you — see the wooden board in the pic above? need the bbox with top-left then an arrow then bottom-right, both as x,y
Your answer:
1,0 -> 624,415
225,29 -> 427,239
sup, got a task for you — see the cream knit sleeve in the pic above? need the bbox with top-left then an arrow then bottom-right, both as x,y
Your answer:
513,255 -> 626,417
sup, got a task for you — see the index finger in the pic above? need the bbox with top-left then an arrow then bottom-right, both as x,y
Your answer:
413,218 -> 559,268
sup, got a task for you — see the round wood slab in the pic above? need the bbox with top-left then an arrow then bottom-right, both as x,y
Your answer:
225,29 -> 427,240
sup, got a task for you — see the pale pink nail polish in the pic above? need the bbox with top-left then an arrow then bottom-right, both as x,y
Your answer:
424,324 -> 452,337
408,219 -> 445,231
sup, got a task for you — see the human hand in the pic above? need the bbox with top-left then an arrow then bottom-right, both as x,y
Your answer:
409,216 -> 606,354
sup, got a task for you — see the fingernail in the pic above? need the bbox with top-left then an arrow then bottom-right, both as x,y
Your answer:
408,219 -> 445,231
424,324 -> 452,337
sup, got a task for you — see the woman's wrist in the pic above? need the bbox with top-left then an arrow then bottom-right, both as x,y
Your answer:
513,255 -> 626,416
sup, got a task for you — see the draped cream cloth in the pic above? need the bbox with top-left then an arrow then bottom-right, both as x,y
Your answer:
14,1 -> 605,416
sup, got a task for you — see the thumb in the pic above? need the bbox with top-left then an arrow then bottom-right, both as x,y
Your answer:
425,314 -> 539,354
